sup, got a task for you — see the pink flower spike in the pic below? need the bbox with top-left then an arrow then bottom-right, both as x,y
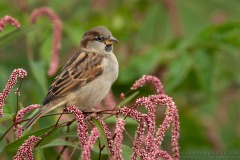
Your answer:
13,135 -> 41,160
148,94 -> 180,159
14,104 -> 40,139
131,122 -> 146,160
82,127 -> 99,160
155,150 -> 173,160
15,104 -> 40,122
171,109 -> 180,160
118,107 -> 148,123
135,97 -> 156,151
87,127 -> 100,149
30,7 -> 62,76
113,118 -> 125,160
96,116 -> 114,154
131,75 -> 164,94
48,19 -> 62,76
0,15 -> 20,32
0,68 -> 27,117
15,124 -> 23,140
66,105 -> 88,147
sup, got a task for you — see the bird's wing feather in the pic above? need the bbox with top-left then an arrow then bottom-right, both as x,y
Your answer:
43,50 -> 104,105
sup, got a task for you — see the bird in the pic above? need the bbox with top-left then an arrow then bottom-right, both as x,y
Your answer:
23,26 -> 119,130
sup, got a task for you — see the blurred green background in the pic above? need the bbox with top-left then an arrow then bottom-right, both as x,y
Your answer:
0,0 -> 240,159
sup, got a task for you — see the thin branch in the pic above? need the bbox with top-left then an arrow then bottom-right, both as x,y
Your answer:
15,78 -> 24,116
0,124 -> 14,141
67,145 -> 78,160
56,125 -> 70,160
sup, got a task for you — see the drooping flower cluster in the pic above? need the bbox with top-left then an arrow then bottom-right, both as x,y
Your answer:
10,75 -> 179,160
82,127 -> 100,159
14,104 -> 40,139
0,68 -> 27,117
13,136 -> 41,160
118,75 -> 180,160
66,105 -> 88,147
66,105 -> 99,160
113,118 -> 125,160
96,116 -> 114,154
30,7 -> 62,76
131,75 -> 164,94
0,15 -> 20,32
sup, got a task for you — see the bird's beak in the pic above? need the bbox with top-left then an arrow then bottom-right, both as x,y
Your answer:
104,36 -> 118,45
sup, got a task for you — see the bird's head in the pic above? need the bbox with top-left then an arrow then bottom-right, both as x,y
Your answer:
80,26 -> 118,53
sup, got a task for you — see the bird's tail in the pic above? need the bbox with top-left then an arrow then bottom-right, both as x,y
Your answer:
22,108 -> 44,131
22,101 -> 66,131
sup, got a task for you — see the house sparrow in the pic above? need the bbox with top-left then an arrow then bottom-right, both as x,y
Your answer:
23,26 -> 118,130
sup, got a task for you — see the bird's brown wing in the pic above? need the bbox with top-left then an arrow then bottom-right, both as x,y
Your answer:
43,50 -> 104,105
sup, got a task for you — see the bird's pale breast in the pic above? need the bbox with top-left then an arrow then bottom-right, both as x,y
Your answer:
64,52 -> 118,110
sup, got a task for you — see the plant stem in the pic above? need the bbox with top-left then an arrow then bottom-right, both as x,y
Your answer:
56,125 -> 70,160
15,78 -> 24,117
0,124 -> 13,141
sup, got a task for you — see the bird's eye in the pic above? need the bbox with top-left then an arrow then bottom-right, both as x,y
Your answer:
96,36 -> 104,42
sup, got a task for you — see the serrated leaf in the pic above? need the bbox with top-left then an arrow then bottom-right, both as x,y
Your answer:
92,118 -> 110,157
116,91 -> 139,108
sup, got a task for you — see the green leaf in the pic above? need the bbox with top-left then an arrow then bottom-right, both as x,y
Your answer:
39,34 -> 52,64
35,147 -> 45,160
165,52 -> 193,92
92,118 -> 110,157
135,5 -> 166,46
119,47 -> 163,83
194,49 -> 213,93
116,91 -> 139,108
105,116 -> 138,125
0,105 -> 14,123
41,139 -> 80,149
29,60 -> 48,94
122,144 -> 133,160
60,132 -> 78,138
4,125 -> 62,154
0,25 -> 44,49
92,143 -> 108,155
38,127 -> 64,146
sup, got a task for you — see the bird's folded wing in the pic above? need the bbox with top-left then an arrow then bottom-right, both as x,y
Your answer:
43,50 -> 104,105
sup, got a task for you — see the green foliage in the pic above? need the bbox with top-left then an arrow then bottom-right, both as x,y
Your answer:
0,0 -> 240,159
4,125 -> 63,154
92,118 -> 111,157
